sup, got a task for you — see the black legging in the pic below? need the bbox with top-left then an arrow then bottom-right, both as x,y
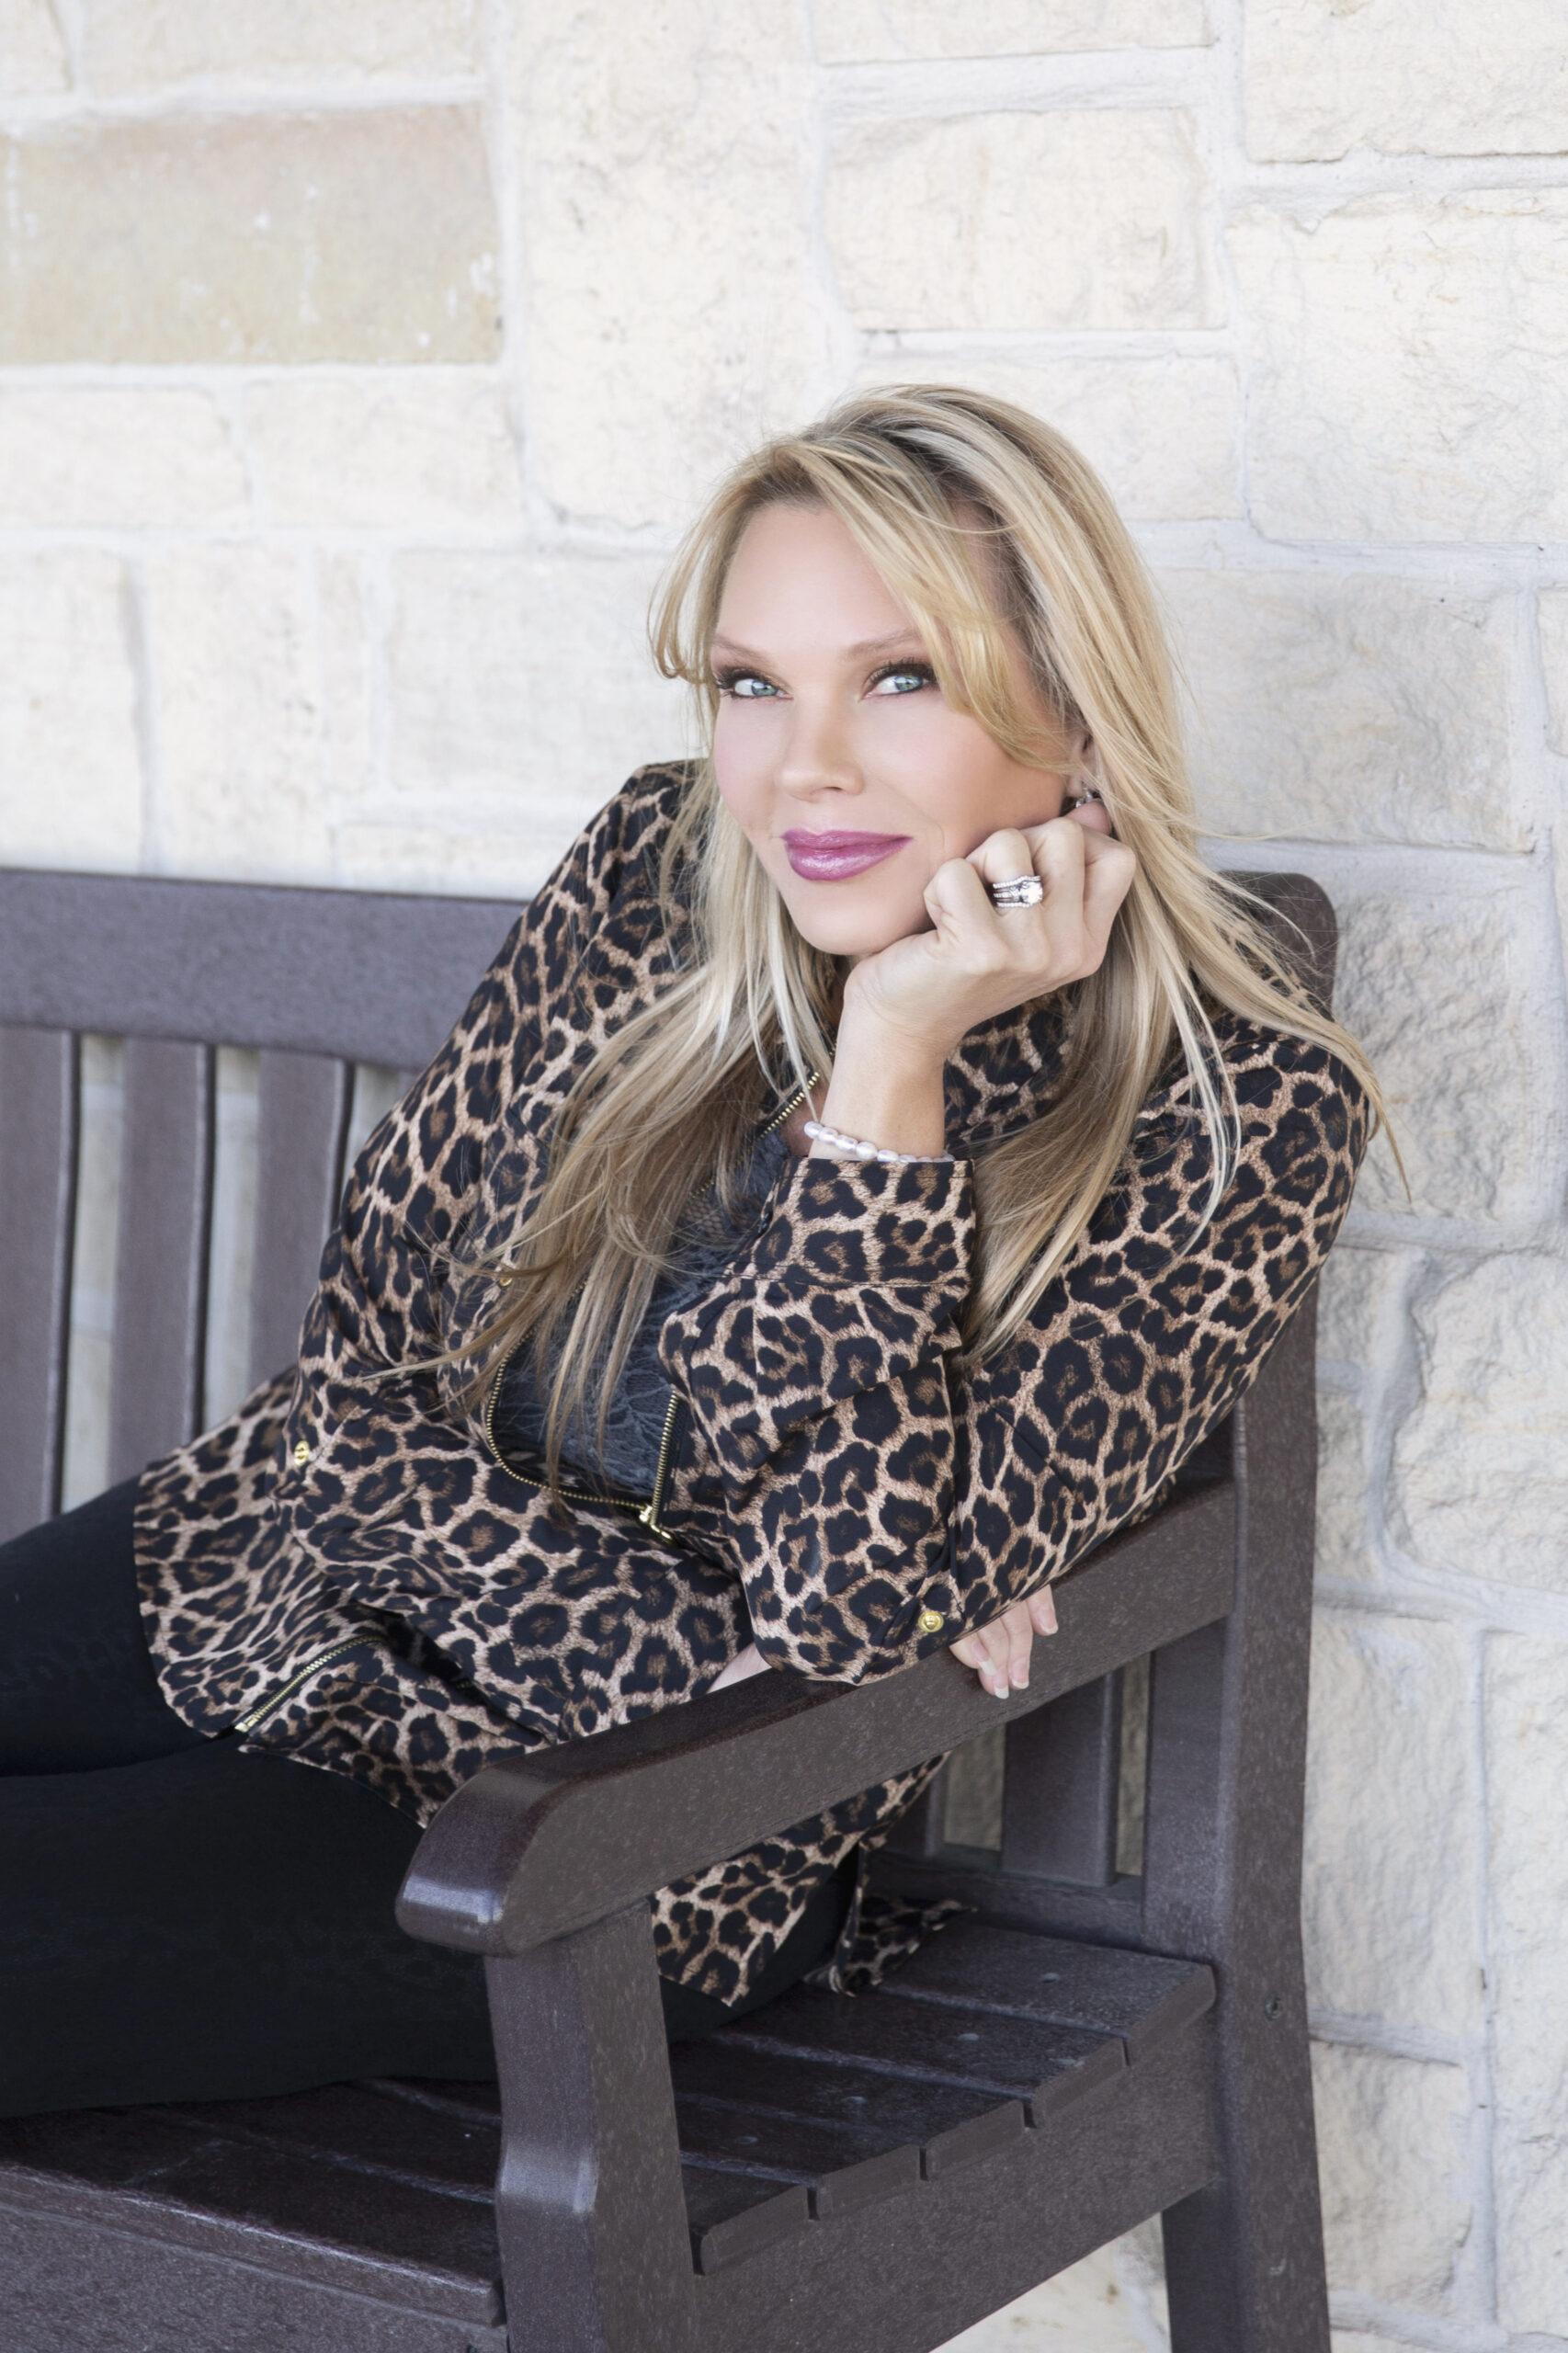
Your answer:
0,1477 -> 854,2120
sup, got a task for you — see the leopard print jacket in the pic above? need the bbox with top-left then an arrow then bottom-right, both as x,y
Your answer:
133,758 -> 1372,2007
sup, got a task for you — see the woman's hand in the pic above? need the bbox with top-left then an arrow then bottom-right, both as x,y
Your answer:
949,1587 -> 1060,1696
842,799 -> 1133,1059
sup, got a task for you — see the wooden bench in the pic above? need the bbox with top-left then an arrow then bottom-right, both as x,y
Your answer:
0,860 -> 1339,2353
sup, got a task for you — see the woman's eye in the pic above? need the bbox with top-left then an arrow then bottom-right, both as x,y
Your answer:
711,669 -> 776,699
869,662 -> 937,696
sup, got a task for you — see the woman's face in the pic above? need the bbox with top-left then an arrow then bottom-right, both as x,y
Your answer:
710,498 -> 1084,988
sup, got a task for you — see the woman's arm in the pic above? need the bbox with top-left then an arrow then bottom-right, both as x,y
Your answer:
658,1019 -> 1372,1687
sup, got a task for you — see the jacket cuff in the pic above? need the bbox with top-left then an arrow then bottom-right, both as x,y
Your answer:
735,1143 -> 976,1291
656,1145 -> 976,1493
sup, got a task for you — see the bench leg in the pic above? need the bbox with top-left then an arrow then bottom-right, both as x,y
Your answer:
484,1905 -> 699,2353
1160,1956 -> 1330,2353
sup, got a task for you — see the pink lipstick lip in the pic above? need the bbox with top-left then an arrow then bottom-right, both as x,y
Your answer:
782,829 -> 911,880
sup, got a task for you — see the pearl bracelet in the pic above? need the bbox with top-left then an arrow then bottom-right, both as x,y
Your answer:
802,1117 -> 955,1166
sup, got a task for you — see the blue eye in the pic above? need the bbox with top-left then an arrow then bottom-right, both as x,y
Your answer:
869,661 -> 937,695
710,658 -> 937,699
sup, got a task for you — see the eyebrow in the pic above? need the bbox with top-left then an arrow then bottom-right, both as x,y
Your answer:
709,628 -> 926,665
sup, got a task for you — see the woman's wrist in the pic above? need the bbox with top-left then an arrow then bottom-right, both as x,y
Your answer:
815,1015 -> 949,1161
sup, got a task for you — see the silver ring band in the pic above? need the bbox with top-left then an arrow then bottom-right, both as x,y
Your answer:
989,871 -> 1043,910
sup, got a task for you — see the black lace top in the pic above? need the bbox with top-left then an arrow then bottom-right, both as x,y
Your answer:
488,1120 -> 795,1495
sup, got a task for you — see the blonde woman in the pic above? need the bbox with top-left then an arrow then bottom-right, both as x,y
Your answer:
0,385 -> 1392,2117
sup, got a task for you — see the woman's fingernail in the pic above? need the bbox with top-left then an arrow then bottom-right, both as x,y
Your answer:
1011,1660 -> 1028,1686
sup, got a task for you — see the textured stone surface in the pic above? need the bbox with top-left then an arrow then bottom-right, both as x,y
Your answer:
1315,1389 -> 1371,1587
0,551 -> 142,869
815,0 -> 1210,60
1391,1257 -> 1568,1597
1245,0 -> 1568,162
1318,1245 -> 1409,1379
144,548 -> 365,880
829,109 -> 1219,332
1310,2040 -> 1474,2313
1540,588 -> 1568,759
0,389 -> 248,529
382,551 -> 688,808
0,110 -> 499,363
1332,878 -> 1548,1226
76,0 -> 480,88
243,377 -> 522,529
1230,193 -> 1568,541
506,1 -> 828,529
1303,1610 -> 1481,2037
1161,570 -> 1521,849
0,0 -> 69,91
855,350 -> 1240,520
1485,1631 -> 1568,2335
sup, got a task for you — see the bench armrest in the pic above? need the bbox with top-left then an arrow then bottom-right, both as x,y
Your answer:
395,1478 -> 1234,1956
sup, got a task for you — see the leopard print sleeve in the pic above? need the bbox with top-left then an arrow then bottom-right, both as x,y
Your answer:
301,764 -> 669,1383
655,1020 -> 1373,1685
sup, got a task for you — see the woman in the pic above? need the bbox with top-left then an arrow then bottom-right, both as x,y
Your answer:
0,384 -> 1394,2120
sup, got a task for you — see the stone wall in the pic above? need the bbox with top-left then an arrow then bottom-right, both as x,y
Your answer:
2,6 -> 1563,2346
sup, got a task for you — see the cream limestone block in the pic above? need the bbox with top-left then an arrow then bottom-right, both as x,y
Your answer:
830,108 -> 1220,332
936,2222 -> 1166,2347
382,550 -> 688,806
1314,1389 -> 1369,1588
77,0 -> 480,90
1230,192 -> 1568,542
506,1 -> 830,529
1161,570 -> 1521,851
1332,877 -> 1547,1227
815,0 -> 1210,61
145,547 -> 368,880
1245,0 -> 1568,164
1318,1245 -> 1408,1377
1484,1631 -> 1568,2334
0,110 -> 499,364
1303,1611 -> 1480,2037
853,350 -> 1240,520
1331,2337 -> 1423,2353
0,388 -> 247,529
1540,588 -> 1568,757
331,816 -> 551,900
1390,1256 -> 1568,1597
0,0 -> 69,91
0,551 -> 142,869
1310,2040 -> 1473,2313
243,376 -> 522,529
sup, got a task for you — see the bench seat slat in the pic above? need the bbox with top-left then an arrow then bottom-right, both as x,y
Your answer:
720,1980 -> 1126,2125
872,1918 -> 1219,2061
670,2039 -> 1028,2180
0,2106 -> 502,2325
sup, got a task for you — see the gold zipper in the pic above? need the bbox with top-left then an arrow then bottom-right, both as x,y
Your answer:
233,1637 -> 367,1735
480,1067 -> 819,1532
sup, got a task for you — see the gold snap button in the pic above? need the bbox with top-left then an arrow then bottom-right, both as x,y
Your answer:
291,1438 -> 312,1466
494,1267 -> 514,1287
916,1607 -> 945,1632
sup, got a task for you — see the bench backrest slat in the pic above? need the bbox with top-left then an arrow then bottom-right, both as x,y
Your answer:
0,1026 -> 80,1529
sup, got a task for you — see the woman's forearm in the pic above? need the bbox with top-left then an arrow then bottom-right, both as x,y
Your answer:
814,1017 -> 949,1158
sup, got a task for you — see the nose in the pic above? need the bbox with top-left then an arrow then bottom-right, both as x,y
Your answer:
774,700 -> 865,801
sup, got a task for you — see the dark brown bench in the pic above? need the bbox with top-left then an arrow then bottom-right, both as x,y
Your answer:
0,859 -> 1340,2353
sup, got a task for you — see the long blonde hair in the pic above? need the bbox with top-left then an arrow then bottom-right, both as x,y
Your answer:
391,382 -> 1403,1489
